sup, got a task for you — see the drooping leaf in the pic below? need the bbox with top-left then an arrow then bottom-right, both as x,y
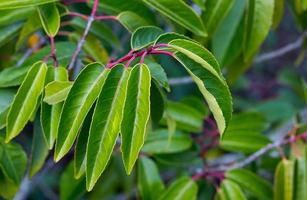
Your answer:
0,136 -> 27,184
54,63 -> 109,162
244,0 -> 274,61
6,61 -> 47,142
86,64 -> 130,191
168,39 -> 232,135
0,0 -> 58,10
226,169 -> 273,200
37,3 -> 60,37
43,80 -> 72,105
142,129 -> 192,154
29,113 -> 49,178
121,64 -> 151,174
143,0 -> 207,37
131,26 -> 163,50
41,67 -> 68,149
150,81 -> 166,124
274,159 -> 295,200
146,61 -> 170,91
117,11 -> 150,32
138,157 -> 165,200
215,179 -> 247,200
159,176 -> 198,200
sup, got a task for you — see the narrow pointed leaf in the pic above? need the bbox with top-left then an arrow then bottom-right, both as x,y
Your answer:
169,39 -> 232,135
159,177 -> 198,200
143,0 -> 207,37
86,65 -> 130,191
138,157 -> 165,200
215,179 -> 247,200
6,61 -> 47,142
43,80 -> 72,105
121,64 -> 151,174
41,67 -> 68,149
274,159 -> 295,200
37,3 -> 60,37
294,147 -> 307,200
55,63 -> 109,162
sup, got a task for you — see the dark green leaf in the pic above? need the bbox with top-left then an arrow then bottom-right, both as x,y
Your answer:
117,11 -> 150,32
131,26 -> 163,50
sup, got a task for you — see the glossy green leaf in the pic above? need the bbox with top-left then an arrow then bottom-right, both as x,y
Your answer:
244,0 -> 274,61
294,147 -> 307,200
37,3 -> 60,37
215,179 -> 247,200
226,169 -> 273,200
118,11 -> 150,32
0,89 -> 16,116
138,157 -> 165,200
0,136 -> 27,184
60,162 -> 86,200
43,80 -> 72,105
274,159 -> 295,200
272,0 -> 285,29
169,39 -> 232,135
41,67 -> 68,149
155,32 -> 189,45
143,0 -> 207,37
202,0 -> 234,35
0,23 -> 23,48
0,7 -> 34,26
131,26 -> 163,50
142,129 -> 192,154
159,176 -> 198,200
55,63 -> 109,162
29,113 -> 49,178
6,61 -> 47,142
86,65 -> 130,191
146,61 -> 170,91
0,0 -> 58,10
121,64 -> 151,174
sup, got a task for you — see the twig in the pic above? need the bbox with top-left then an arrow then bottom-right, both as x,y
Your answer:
68,0 -> 99,70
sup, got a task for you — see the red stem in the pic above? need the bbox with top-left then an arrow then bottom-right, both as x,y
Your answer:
91,0 -> 99,16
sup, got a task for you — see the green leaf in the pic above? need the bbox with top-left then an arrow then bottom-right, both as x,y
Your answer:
121,64 -> 151,174
0,66 -> 30,88
155,32 -> 189,45
142,129 -> 192,154
146,61 -> 170,91
60,162 -> 86,200
0,7 -> 34,26
55,63 -> 109,162
37,3 -> 60,37
226,169 -> 273,200
159,176 -> 198,200
138,157 -> 165,200
294,147 -> 307,200
43,80 -> 72,105
29,113 -> 49,178
168,39 -> 232,135
0,23 -> 23,48
0,136 -> 27,184
41,67 -> 68,149
0,89 -> 16,115
117,11 -> 150,32
272,0 -> 285,29
215,179 -> 247,200
202,0 -> 234,35
131,26 -> 163,50
244,0 -> 274,61
150,81 -> 166,124
6,61 -> 47,142
0,0 -> 58,10
274,159 -> 295,200
0,170 -> 19,200
143,0 -> 206,37
86,64 -> 130,191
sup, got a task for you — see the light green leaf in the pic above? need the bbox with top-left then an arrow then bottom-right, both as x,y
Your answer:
41,67 -> 68,149
131,26 -> 163,50
294,147 -> 307,200
226,169 -> 273,200
202,0 -> 234,35
155,32 -> 189,45
121,64 -> 151,174
142,129 -> 192,154
138,157 -> 165,200
29,113 -> 49,178
37,3 -> 60,37
0,7 -> 34,26
0,136 -> 27,184
215,179 -> 247,200
86,64 -> 130,191
0,23 -> 23,48
159,176 -> 198,200
117,11 -> 150,32
244,0 -> 274,61
6,61 -> 47,142
169,39 -> 232,135
0,170 -> 19,200
143,0 -> 206,37
272,0 -> 285,29
43,80 -> 72,105
54,63 -> 109,162
0,0 -> 58,9
274,159 -> 295,200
